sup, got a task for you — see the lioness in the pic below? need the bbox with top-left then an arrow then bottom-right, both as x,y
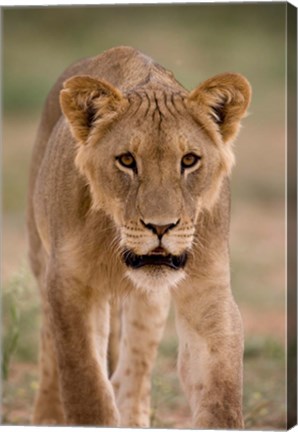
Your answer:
28,46 -> 251,428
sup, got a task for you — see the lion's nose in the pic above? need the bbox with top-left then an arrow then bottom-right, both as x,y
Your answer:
140,219 -> 180,240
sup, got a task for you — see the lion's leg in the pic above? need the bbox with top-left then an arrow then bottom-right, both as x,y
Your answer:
107,300 -> 121,377
45,264 -> 119,426
111,290 -> 170,427
29,242 -> 65,425
173,275 -> 244,429
32,302 -> 65,425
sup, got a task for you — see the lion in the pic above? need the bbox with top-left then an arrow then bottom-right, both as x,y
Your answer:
27,46 -> 251,428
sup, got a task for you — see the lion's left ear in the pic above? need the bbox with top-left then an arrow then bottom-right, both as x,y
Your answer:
60,75 -> 127,144
187,73 -> 251,143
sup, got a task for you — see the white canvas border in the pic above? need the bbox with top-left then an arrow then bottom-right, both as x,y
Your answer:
1,1 -> 296,432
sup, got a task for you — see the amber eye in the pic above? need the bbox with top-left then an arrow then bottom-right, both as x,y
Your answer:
116,153 -> 137,172
181,153 -> 201,172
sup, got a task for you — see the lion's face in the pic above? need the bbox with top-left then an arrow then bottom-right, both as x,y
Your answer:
60,74 -> 251,290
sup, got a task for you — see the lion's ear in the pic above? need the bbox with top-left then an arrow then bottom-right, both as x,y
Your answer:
187,73 -> 251,143
60,75 -> 127,144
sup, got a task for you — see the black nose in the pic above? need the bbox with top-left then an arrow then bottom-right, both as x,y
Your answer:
140,219 -> 180,240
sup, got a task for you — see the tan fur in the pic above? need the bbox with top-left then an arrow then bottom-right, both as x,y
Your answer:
27,46 -> 251,427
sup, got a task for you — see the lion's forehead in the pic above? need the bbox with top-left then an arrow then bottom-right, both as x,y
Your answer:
124,86 -> 189,127
106,86 -> 209,160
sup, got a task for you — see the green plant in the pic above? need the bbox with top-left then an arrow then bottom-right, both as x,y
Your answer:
2,263 -> 40,379
2,297 -> 20,380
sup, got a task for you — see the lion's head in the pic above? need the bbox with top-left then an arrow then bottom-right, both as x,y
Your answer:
60,71 -> 251,290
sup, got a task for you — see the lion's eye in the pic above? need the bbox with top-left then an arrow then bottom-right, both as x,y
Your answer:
116,153 -> 137,172
181,153 -> 201,172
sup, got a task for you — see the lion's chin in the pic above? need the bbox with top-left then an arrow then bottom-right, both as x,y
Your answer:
125,266 -> 186,292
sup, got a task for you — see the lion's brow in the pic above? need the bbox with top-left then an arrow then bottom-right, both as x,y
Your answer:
126,89 -> 186,125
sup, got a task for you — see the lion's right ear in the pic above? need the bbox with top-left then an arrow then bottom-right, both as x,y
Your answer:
60,76 -> 127,144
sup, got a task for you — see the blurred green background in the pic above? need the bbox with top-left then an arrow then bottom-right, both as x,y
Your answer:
2,4 -> 286,428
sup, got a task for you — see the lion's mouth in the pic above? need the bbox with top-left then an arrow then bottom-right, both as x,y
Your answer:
123,249 -> 188,270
